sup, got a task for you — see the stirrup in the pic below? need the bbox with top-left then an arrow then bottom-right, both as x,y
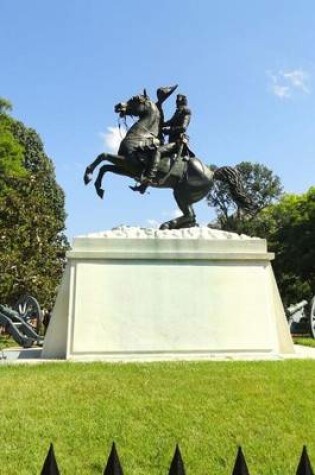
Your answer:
129,183 -> 147,194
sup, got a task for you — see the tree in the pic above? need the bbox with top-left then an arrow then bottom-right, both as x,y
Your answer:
207,161 -> 283,233
0,98 -> 69,307
0,111 -> 25,182
208,161 -> 314,304
259,188 -> 315,305
220,187 -> 315,305
0,98 -> 12,114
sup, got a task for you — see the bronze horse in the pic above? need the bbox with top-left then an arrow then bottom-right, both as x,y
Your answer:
84,91 -> 251,229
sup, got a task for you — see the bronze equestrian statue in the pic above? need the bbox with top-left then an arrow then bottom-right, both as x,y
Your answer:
84,88 -> 252,230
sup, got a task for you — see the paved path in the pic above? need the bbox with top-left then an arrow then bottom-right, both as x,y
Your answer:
1,345 -> 315,363
288,344 -> 315,359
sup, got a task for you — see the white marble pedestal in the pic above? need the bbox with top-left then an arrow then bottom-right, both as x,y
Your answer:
42,227 -> 294,360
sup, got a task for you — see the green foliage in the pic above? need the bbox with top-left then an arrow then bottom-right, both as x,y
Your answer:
207,161 -> 283,233
208,161 -> 314,304
213,186 -> 315,305
0,361 -> 315,474
0,97 -> 12,114
0,100 -> 69,307
0,114 -> 26,184
261,188 -> 315,305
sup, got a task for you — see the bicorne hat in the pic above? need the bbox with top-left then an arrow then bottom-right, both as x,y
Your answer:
156,84 -> 178,103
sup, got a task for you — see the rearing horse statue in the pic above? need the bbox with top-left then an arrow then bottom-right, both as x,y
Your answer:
84,91 -> 252,230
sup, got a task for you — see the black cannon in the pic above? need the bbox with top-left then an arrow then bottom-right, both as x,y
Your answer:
0,295 -> 44,348
286,295 -> 315,338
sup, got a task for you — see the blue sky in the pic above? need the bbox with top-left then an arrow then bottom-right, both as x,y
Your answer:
2,1 -> 315,240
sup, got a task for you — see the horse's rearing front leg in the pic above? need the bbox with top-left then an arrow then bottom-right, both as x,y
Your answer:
84,153 -> 107,185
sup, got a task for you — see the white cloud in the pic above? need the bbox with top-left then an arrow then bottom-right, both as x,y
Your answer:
100,126 -> 126,153
146,219 -> 160,228
283,70 -> 310,93
268,69 -> 311,100
272,83 -> 291,99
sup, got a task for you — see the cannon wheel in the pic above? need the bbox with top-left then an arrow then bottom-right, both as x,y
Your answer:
13,295 -> 43,333
310,296 -> 315,339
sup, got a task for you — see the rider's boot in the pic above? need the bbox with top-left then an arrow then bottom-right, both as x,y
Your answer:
142,152 -> 160,185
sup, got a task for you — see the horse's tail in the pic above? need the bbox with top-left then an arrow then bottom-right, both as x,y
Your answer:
213,166 -> 254,211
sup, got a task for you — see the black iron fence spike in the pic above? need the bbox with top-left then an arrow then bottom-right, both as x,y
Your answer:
168,443 -> 186,475
296,445 -> 314,475
232,446 -> 250,475
103,441 -> 124,475
36,440 -> 315,474
40,443 -> 60,475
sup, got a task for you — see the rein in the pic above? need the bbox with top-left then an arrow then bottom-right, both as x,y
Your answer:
119,103 -> 159,142
136,122 -> 159,139
118,116 -> 129,138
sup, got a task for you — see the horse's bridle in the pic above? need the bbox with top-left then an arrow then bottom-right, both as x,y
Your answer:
118,96 -> 159,141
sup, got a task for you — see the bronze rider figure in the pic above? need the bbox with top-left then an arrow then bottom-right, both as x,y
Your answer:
145,93 -> 192,183
130,85 -> 178,193
131,92 -> 192,193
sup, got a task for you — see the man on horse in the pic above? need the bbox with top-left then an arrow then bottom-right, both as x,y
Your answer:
131,92 -> 193,193
144,93 -> 193,183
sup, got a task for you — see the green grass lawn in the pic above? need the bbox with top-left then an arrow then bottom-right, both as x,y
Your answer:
294,336 -> 315,348
0,361 -> 314,474
0,334 -> 18,349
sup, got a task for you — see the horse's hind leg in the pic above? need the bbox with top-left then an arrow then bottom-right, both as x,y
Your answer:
84,153 -> 107,185
160,189 -> 196,230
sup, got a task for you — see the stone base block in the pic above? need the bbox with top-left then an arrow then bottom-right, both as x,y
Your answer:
42,227 -> 294,361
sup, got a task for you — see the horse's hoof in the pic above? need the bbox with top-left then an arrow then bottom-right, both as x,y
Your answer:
184,221 -> 198,229
159,221 -> 172,230
84,173 -> 92,185
95,187 -> 104,199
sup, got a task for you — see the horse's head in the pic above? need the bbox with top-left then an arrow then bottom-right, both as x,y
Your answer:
114,89 -> 151,118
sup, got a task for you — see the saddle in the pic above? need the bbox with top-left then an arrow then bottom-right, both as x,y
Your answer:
130,152 -> 189,193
